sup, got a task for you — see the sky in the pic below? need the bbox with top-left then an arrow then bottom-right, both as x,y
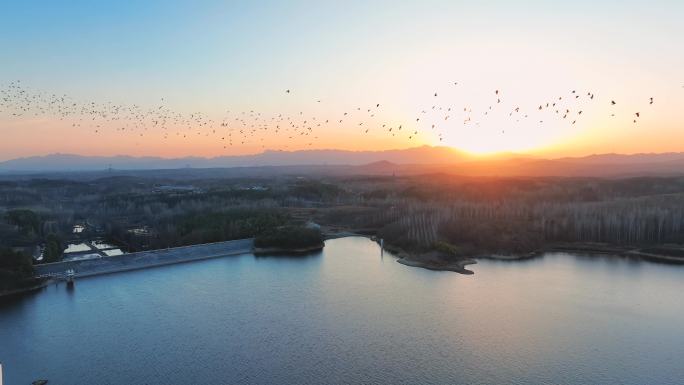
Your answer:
1,0 -> 683,161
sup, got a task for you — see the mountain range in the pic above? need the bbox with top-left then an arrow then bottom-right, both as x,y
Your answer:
0,146 -> 471,171
1,146 -> 684,178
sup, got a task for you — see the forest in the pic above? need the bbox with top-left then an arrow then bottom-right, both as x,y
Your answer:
1,171 -> 684,285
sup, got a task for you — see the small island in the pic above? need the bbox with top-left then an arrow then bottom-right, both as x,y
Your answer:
253,225 -> 325,255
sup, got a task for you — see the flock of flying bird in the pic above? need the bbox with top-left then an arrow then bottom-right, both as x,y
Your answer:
0,79 -> 657,151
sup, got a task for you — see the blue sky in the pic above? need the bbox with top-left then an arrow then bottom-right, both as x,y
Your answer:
3,0 -> 681,99
1,0 -> 683,158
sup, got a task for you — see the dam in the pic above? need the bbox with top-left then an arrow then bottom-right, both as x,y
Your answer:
34,238 -> 254,279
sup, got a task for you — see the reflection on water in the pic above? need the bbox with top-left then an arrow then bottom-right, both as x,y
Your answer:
1,237 -> 683,385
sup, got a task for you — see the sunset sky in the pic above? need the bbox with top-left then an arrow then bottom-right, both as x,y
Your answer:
1,0 -> 683,161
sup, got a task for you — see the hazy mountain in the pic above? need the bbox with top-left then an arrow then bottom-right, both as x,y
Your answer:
440,155 -> 684,177
0,146 -> 480,172
0,146 -> 471,172
557,152 -> 684,165
1,146 -> 684,178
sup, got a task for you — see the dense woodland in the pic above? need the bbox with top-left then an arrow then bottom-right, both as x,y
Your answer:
0,246 -> 37,291
326,175 -> 684,254
1,171 -> 684,283
254,226 -> 324,251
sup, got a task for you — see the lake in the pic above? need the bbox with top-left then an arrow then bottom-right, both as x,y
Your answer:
1,237 -> 683,384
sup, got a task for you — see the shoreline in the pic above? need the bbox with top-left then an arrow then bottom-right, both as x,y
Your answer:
0,278 -> 54,299
33,239 -> 254,280
5,236 -> 683,297
397,256 -> 477,275
253,243 -> 325,255
547,243 -> 684,264
475,251 -> 542,261
377,242 -> 477,275
378,240 -> 684,274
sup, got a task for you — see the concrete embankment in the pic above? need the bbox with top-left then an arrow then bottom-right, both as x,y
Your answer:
35,239 -> 254,279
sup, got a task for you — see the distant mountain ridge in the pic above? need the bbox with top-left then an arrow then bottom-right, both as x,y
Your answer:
557,152 -> 684,164
1,146 -> 684,177
0,146 -> 473,172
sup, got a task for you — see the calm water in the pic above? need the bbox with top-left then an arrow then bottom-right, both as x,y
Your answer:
1,237 -> 683,385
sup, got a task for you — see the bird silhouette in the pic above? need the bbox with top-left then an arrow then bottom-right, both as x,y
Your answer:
0,79 -> 663,154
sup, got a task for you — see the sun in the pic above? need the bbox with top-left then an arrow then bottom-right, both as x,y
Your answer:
439,128 -> 553,155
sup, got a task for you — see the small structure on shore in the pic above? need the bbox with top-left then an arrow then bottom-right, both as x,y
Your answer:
65,269 -> 75,286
